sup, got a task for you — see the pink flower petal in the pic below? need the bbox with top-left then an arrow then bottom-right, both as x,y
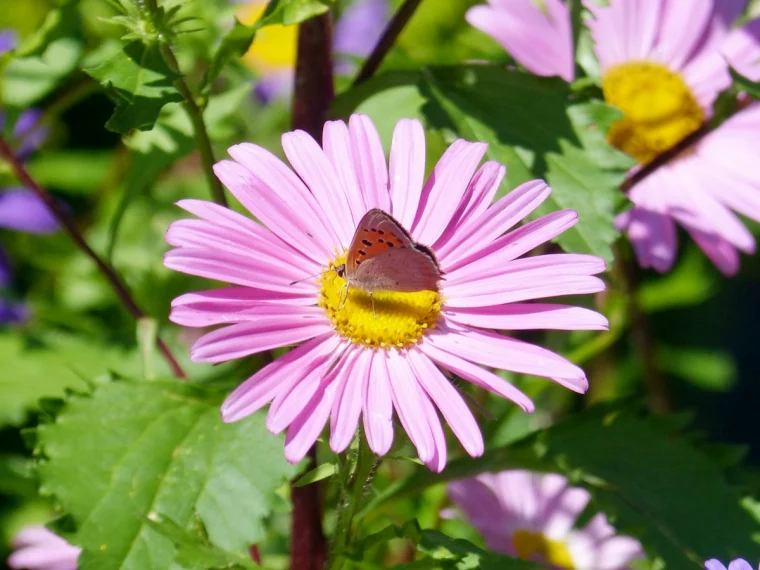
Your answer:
386,349 -> 435,464
415,381 -> 448,473
389,118 -> 426,228
434,161 -> 506,251
445,303 -> 608,331
428,321 -> 588,392
330,347 -> 369,453
322,120 -> 367,224
191,317 -> 332,363
467,0 -> 574,81
172,298 -> 323,328
406,349 -> 484,457
445,209 -> 579,273
221,333 -> 340,422
348,114 -> 390,212
173,198 -> 321,274
412,140 -> 488,245
363,350 -> 394,455
685,226 -> 740,276
213,159 -> 333,261
284,374 -> 340,463
420,341 -> 535,412
653,0 -> 712,70
267,344 -> 347,434
163,249 -> 315,295
281,130 -> 355,245
448,252 -> 606,288
437,179 -> 550,267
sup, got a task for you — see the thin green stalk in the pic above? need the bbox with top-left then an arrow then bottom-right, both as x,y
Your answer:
141,0 -> 228,207
328,432 -> 379,570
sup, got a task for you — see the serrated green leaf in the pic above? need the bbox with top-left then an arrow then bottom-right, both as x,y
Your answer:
84,41 -> 183,133
37,380 -> 298,569
366,406 -> 760,568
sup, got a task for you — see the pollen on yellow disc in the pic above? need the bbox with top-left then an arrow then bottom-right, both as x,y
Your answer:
319,255 -> 443,349
602,61 -> 704,165
513,529 -> 576,569
237,1 -> 297,72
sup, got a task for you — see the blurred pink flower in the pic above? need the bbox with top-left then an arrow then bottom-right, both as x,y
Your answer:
583,0 -> 760,275
448,470 -> 643,569
7,526 -> 80,570
164,114 -> 607,470
466,0 -> 574,82
723,17 -> 760,82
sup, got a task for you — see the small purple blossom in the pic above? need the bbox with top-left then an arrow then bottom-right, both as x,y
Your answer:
0,28 -> 17,55
705,559 -> 758,570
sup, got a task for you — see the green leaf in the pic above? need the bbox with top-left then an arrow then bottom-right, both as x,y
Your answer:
638,247 -> 718,313
365,406 -> 760,568
84,41 -> 183,133
415,530 -> 546,569
146,513 -> 258,570
293,462 -> 338,487
15,1 -> 82,58
26,151 -> 113,195
657,345 -> 737,392
0,332 -> 143,426
2,37 -> 82,107
37,380 -> 299,569
203,19 -> 257,92
265,0 -> 334,26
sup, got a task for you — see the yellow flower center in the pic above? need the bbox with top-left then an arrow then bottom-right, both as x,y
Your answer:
238,2 -> 297,72
602,61 -> 704,165
318,255 -> 443,349
513,529 -> 576,569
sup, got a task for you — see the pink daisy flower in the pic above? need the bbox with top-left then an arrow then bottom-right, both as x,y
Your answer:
164,114 -> 607,471
7,526 -> 80,570
466,0 -> 574,82
448,470 -> 643,569
706,559 -> 758,570
723,17 -> 760,82
584,0 -> 760,274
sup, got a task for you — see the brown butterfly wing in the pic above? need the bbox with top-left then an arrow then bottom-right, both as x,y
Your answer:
345,209 -> 416,277
345,209 -> 441,293
352,247 -> 442,292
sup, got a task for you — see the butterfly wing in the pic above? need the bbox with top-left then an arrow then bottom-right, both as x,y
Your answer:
352,246 -> 442,292
345,209 -> 416,276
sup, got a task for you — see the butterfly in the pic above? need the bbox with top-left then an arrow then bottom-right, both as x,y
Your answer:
335,209 -> 443,297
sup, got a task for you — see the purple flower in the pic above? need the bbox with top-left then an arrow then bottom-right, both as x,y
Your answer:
0,109 -> 57,323
0,28 -> 17,55
705,560 -> 758,570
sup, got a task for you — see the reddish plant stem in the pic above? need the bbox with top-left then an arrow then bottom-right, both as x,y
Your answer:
0,136 -> 187,380
288,13 -> 333,570
352,0 -> 424,87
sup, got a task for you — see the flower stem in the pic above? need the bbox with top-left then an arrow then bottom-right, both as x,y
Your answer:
328,432 -> 379,570
0,135 -> 187,380
618,252 -> 670,414
141,0 -> 228,207
352,0 -> 424,87
288,12 -> 334,570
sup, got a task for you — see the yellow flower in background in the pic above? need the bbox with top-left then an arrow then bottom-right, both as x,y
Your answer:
238,1 -> 298,75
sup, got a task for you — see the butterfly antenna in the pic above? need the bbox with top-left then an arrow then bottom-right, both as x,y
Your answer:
289,270 -> 323,286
